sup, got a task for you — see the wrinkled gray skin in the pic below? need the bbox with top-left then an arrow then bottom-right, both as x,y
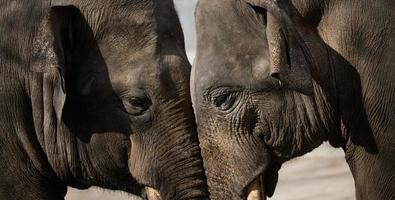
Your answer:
0,0 -> 208,199
192,0 -> 394,199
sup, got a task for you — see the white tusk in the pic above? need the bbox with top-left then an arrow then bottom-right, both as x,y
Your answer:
247,178 -> 262,200
145,187 -> 162,200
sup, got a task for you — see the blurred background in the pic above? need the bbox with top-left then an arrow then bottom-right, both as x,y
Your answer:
65,1 -> 355,199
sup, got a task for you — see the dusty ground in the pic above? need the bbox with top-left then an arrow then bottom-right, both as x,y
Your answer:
269,143 -> 355,200
65,143 -> 355,200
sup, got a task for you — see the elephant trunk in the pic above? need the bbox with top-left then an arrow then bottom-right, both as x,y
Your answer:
130,97 -> 209,200
155,103 -> 208,199
158,157 -> 209,200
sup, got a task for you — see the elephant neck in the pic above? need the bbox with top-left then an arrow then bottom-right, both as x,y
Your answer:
314,47 -> 344,148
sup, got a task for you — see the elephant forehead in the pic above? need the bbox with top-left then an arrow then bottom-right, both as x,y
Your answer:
194,0 -> 272,92
100,39 -> 190,92
109,60 -> 159,88
194,52 -> 272,93
108,52 -> 190,97
193,23 -> 272,92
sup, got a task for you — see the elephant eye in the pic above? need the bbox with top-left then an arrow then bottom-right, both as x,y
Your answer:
211,91 -> 237,111
122,96 -> 151,116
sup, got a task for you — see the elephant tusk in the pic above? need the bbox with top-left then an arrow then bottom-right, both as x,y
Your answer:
247,176 -> 266,200
145,187 -> 162,200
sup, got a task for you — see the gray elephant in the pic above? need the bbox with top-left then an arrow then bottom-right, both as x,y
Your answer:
192,0 -> 394,199
0,0 -> 208,199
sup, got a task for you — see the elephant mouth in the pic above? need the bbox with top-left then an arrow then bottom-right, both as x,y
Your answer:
243,167 -> 279,200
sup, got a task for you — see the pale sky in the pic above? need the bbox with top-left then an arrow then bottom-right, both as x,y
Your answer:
174,0 -> 198,62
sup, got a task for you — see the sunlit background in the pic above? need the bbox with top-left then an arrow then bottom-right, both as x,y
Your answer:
65,1 -> 355,199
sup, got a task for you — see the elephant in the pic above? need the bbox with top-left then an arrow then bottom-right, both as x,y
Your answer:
192,0 -> 394,199
0,0 -> 208,199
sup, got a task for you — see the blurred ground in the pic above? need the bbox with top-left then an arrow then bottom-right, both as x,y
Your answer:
66,188 -> 139,200
269,143 -> 355,200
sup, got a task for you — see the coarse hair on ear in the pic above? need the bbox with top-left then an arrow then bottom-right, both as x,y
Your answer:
243,0 -> 314,95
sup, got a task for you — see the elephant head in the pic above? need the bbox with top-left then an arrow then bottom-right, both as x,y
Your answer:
192,0 -> 342,199
20,0 -> 208,199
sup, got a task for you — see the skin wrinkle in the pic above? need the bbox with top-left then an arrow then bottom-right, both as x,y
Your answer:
1,75 -> 66,198
1,0 -> 209,199
126,63 -> 207,199
323,2 -> 394,181
193,0 -> 394,199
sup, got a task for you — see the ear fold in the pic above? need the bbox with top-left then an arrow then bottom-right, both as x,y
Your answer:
244,0 -> 314,95
31,6 -> 98,177
31,5 -> 76,129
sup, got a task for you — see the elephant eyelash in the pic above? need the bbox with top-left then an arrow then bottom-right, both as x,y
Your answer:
118,89 -> 151,100
116,89 -> 152,116
206,86 -> 241,97
211,92 -> 231,105
127,97 -> 150,109
206,87 -> 240,111
118,89 -> 139,98
121,97 -> 151,116
213,93 -> 238,111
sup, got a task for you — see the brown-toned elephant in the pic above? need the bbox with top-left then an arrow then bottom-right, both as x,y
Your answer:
0,0 -> 208,199
192,0 -> 394,199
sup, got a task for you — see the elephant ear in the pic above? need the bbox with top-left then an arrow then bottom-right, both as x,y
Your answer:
244,0 -> 314,95
31,5 -> 76,136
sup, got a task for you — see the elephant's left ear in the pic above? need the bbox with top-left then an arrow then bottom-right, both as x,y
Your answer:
31,5 -> 76,125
